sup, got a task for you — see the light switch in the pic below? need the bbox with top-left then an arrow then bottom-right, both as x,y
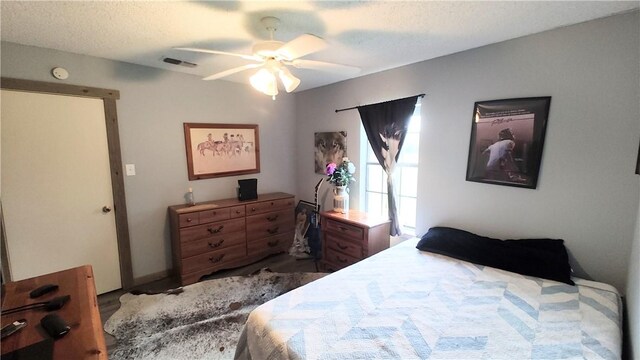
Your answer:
125,164 -> 136,176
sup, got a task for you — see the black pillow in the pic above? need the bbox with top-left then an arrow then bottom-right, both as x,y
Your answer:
416,227 -> 574,285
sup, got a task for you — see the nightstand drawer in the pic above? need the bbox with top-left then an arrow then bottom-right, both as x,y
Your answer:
180,218 -> 245,242
325,232 -> 363,259
181,231 -> 246,259
325,219 -> 364,241
324,247 -> 359,268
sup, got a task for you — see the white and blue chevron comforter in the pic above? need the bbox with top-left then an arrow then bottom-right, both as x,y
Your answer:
235,239 -> 622,359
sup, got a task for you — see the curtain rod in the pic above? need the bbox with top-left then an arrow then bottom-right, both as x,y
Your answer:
334,93 -> 425,113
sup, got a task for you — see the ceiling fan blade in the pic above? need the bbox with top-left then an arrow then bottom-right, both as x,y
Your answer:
276,34 -> 327,61
287,59 -> 360,75
202,63 -> 262,81
174,47 -> 261,62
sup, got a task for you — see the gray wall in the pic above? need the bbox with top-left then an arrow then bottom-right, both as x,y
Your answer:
295,12 -> 639,293
1,42 -> 298,280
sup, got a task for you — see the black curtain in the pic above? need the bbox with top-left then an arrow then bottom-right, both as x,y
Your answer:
358,95 -> 420,236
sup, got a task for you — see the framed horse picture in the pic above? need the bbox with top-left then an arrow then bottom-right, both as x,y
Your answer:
184,123 -> 260,180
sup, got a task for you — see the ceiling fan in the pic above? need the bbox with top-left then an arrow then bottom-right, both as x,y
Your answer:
175,16 -> 360,98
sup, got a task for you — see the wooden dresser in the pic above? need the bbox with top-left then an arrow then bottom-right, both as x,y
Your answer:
168,192 -> 295,285
320,210 -> 391,272
0,265 -> 106,359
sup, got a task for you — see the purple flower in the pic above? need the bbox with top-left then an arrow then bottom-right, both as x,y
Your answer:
326,162 -> 337,175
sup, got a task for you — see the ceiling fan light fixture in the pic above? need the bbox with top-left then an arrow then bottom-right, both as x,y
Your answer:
250,68 -> 278,96
279,68 -> 300,93
177,15 -> 358,99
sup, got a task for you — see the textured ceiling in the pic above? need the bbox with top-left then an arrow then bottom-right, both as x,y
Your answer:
2,1 -> 638,92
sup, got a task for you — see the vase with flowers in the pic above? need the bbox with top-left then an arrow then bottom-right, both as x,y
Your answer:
326,157 -> 356,213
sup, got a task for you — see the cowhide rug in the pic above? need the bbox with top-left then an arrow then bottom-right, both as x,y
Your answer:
104,269 -> 326,360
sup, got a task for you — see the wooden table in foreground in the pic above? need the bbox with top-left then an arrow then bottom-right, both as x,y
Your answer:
1,265 -> 107,359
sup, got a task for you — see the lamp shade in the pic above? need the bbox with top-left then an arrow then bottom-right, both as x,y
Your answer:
250,68 -> 278,96
278,67 -> 301,93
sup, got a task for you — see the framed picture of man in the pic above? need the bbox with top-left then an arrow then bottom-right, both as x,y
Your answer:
465,97 -> 551,189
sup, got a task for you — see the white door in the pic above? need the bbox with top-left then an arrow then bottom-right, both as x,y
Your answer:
1,89 -> 121,294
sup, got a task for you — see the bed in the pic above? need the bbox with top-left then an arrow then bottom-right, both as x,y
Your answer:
235,228 -> 622,359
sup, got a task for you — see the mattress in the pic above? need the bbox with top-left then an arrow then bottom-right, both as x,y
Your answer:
235,238 -> 622,359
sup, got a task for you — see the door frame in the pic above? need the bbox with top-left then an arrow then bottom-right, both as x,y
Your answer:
1,77 -> 134,289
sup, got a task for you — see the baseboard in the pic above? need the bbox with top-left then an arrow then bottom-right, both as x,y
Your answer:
132,269 -> 172,287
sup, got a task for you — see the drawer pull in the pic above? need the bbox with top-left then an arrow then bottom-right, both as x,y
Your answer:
336,255 -> 348,263
208,239 -> 224,249
266,214 -> 279,222
266,226 -> 279,234
235,210 -> 242,214
208,254 -> 225,263
207,225 -> 224,234
339,226 -> 351,232
251,207 -> 256,212
267,240 -> 279,247
186,218 -> 193,223
270,202 -> 274,205
337,243 -> 349,250
211,211 -> 217,215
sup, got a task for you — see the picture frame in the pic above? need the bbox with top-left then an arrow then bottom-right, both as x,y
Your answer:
636,141 -> 639,175
184,123 -> 260,180
295,200 -> 317,239
314,131 -> 347,174
465,97 -> 551,189
291,200 -> 318,258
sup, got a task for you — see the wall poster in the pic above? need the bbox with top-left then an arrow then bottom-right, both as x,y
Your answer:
184,123 -> 260,180
465,97 -> 551,189
314,131 -> 347,174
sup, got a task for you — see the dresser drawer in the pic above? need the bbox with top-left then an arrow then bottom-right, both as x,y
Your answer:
180,231 -> 246,259
182,244 -> 246,274
199,207 -> 230,223
178,212 -> 199,227
325,232 -> 363,259
247,231 -> 293,257
229,205 -> 245,218
246,212 -> 294,241
246,197 -> 295,215
179,218 -> 245,243
324,247 -> 359,268
246,208 -> 292,226
325,219 -> 364,241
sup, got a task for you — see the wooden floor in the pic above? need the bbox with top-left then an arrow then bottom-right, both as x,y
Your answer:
98,252 -> 318,355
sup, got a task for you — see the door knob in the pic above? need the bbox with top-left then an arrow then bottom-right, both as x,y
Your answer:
102,206 -> 112,213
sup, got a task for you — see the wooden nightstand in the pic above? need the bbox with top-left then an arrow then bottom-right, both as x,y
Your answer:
319,210 -> 391,272
1,266 -> 106,359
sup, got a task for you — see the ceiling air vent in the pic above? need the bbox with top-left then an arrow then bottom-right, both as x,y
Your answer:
162,57 -> 197,68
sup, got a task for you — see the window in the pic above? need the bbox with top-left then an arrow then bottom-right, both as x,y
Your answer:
363,102 -> 421,235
